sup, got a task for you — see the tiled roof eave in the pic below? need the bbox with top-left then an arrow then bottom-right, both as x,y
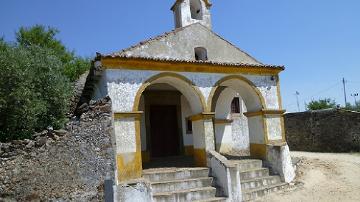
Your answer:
100,55 -> 285,71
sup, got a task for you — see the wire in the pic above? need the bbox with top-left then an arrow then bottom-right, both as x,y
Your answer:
303,82 -> 341,101
285,82 -> 341,109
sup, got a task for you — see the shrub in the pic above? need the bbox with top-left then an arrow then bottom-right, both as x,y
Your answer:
306,98 -> 337,111
63,56 -> 91,81
0,42 -> 71,141
345,102 -> 360,112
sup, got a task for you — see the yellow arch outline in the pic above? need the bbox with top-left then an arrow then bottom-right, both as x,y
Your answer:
207,75 -> 266,112
133,72 -> 206,112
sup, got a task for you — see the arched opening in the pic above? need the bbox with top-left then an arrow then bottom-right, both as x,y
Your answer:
195,47 -> 208,61
134,73 -> 206,168
190,0 -> 203,20
210,76 -> 265,158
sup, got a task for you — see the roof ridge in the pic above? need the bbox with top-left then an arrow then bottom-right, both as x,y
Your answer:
107,23 -> 263,65
195,23 -> 263,65
109,24 -> 196,57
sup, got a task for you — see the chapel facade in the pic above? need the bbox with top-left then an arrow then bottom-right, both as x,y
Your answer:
90,0 -> 295,201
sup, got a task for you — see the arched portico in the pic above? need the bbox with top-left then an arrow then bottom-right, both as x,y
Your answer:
209,75 -> 271,159
133,72 -> 205,114
113,72 -> 215,182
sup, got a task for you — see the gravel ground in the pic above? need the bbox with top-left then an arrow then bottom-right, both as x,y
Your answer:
257,151 -> 360,202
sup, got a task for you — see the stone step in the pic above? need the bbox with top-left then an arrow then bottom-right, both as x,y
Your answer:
243,183 -> 288,201
193,197 -> 227,202
240,168 -> 269,181
143,167 -> 209,182
230,159 -> 263,171
151,177 -> 213,193
241,176 -> 282,191
153,187 -> 217,202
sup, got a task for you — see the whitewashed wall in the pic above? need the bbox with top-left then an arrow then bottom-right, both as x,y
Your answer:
98,69 -> 280,113
231,100 -> 250,155
181,95 -> 194,146
266,115 -> 283,141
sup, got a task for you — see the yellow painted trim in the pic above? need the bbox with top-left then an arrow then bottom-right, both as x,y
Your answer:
280,116 -> 286,142
250,144 -> 267,159
115,113 -> 143,182
116,152 -> 142,182
276,75 -> 283,110
243,111 -> 263,117
189,114 -> 204,122
214,119 -> 233,124
189,112 -> 215,121
263,116 -> 269,144
244,109 -> 286,117
135,117 -> 143,174
267,140 -> 287,146
101,58 -> 283,75
207,75 -> 267,112
203,0 -> 212,7
184,145 -> 194,156
114,111 -> 143,119
132,72 -> 206,112
193,148 -> 207,167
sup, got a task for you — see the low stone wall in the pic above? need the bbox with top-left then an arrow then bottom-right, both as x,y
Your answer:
284,109 -> 360,152
0,97 -> 114,201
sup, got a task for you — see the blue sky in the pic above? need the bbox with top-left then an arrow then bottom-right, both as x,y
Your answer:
1,0 -> 359,112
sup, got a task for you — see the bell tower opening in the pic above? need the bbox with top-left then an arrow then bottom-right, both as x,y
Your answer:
171,0 -> 212,29
190,0 -> 203,20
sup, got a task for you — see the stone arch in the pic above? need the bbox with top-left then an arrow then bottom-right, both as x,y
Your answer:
210,75 -> 267,156
133,72 -> 206,114
208,75 -> 265,113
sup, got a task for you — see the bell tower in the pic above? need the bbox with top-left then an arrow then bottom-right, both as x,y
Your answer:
171,0 -> 212,29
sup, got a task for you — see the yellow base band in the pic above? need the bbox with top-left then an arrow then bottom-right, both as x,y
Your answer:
116,152 -> 142,182
194,148 -> 207,167
250,144 -> 267,159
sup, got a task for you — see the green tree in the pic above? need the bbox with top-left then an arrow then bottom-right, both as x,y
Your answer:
306,98 -> 337,110
16,25 -> 90,81
344,102 -> 360,112
0,41 -> 72,141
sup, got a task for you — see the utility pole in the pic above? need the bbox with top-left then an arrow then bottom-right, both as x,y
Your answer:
343,78 -> 347,106
295,91 -> 300,112
351,93 -> 359,105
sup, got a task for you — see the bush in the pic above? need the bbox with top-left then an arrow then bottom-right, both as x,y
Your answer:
345,102 -> 360,112
63,56 -> 90,81
306,98 -> 337,111
0,42 -> 71,141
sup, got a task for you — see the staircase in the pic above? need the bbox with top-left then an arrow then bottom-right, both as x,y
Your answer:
143,167 -> 226,202
228,159 -> 288,201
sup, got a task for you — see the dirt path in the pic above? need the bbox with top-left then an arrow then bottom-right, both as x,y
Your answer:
257,152 -> 360,202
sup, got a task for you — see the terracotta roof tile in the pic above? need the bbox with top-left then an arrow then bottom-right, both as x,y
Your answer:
101,54 -> 285,70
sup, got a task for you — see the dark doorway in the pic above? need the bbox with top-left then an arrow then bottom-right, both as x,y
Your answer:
149,105 -> 180,157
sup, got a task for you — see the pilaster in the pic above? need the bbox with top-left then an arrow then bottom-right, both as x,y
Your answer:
113,112 -> 143,183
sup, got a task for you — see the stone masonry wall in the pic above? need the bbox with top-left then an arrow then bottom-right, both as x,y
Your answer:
0,97 -> 114,201
284,109 -> 360,152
